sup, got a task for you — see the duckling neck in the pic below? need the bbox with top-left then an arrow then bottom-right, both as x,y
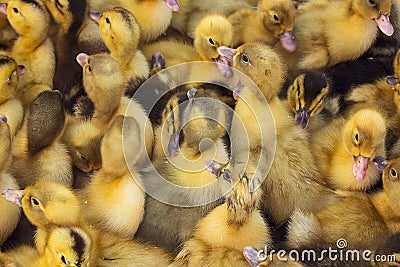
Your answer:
371,191 -> 400,221
14,33 -> 48,53
110,45 -> 137,69
227,202 -> 255,226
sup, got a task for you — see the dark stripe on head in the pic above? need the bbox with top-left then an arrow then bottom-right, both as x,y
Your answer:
20,0 -> 43,10
113,7 -> 135,30
70,229 -> 86,263
0,56 -> 12,67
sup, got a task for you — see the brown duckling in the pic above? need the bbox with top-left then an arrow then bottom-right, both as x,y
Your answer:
9,91 -> 73,188
229,0 -> 296,51
285,71 -> 340,131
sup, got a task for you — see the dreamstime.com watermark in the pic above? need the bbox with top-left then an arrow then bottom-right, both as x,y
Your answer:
256,239 -> 396,263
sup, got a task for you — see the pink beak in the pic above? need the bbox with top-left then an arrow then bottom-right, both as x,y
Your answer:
375,14 -> 394,36
0,3 -> 7,15
2,189 -> 24,207
353,155 -> 369,182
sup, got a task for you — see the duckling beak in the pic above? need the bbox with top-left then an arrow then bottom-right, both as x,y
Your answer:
17,65 -> 26,76
243,246 -> 266,267
76,53 -> 89,68
204,159 -> 224,178
295,110 -> 310,129
2,189 -> 24,207
278,30 -> 296,52
0,114 -> 7,123
167,132 -> 179,157
0,3 -> 7,15
163,0 -> 179,11
216,46 -> 236,79
374,14 -> 394,36
386,75 -> 400,89
353,155 -> 369,182
373,156 -> 388,171
151,52 -> 165,71
89,12 -> 102,24
217,46 -> 236,62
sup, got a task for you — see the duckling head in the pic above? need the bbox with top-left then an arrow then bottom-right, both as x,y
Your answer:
64,119 -> 102,174
194,14 -> 233,62
44,227 -> 91,267
217,43 -> 286,102
287,71 -> 330,129
90,7 -> 141,61
258,0 -> 296,52
373,156 -> 400,214
0,55 -> 25,105
76,53 -> 124,110
343,109 -> 386,183
353,0 -> 394,36
205,159 -> 261,226
0,0 -> 50,38
161,88 -> 228,159
2,180 -> 81,228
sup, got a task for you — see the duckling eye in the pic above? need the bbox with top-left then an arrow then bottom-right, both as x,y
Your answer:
241,54 -> 249,63
354,133 -> 359,143
105,17 -> 110,24
78,153 -> 87,161
87,65 -> 92,72
222,169 -> 231,181
30,197 -> 40,206
12,7 -> 19,13
273,14 -> 279,21
390,168 -> 397,178
368,0 -> 376,6
208,37 -> 215,46
61,254 -> 67,265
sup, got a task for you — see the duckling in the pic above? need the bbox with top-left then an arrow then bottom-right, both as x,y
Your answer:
287,156 -> 400,250
89,7 -> 150,96
63,117 -> 102,176
86,0 -> 179,44
0,0 -> 55,109
174,160 -> 271,267
277,0 -> 394,75
311,108 -> 386,191
0,115 -> 20,247
9,91 -> 73,188
43,0 -> 92,110
141,13 -> 233,78
217,43 -> 338,225
75,52 -> 154,160
135,87 -> 230,252
170,0 -> 249,38
285,71 -> 340,131
81,115 -> 145,238
40,226 -> 92,267
0,245 -> 38,267
229,0 -> 296,51
2,179 -> 81,254
0,54 -> 24,138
